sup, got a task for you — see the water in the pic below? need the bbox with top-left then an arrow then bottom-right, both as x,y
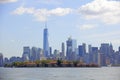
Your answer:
0,67 -> 120,80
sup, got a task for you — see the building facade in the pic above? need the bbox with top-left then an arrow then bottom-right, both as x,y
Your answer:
61,42 -> 65,60
22,46 -> 30,61
66,37 -> 77,61
78,43 -> 86,62
0,53 -> 3,67
43,28 -> 50,58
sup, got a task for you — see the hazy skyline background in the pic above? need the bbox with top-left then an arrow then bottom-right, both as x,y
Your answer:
0,0 -> 120,58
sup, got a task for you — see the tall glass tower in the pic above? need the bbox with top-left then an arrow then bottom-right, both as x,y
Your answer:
43,25 -> 49,58
66,37 -> 77,61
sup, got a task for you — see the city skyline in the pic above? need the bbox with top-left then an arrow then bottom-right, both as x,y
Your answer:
0,0 -> 120,58
1,34 -> 120,66
0,26 -> 120,67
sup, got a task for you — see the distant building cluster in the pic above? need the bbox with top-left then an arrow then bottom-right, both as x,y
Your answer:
0,27 -> 120,67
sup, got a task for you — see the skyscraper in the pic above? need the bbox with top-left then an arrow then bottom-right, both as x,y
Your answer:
43,26 -> 49,58
0,53 -> 3,67
49,47 -> 52,57
66,37 -> 77,61
82,43 -> 86,55
119,46 -> 120,52
22,47 -> 30,61
36,48 -> 42,60
78,43 -> 86,62
100,43 -> 111,66
31,47 -> 38,61
91,47 -> 98,64
88,45 -> 92,54
100,43 -> 110,56
66,37 -> 72,60
60,42 -> 65,60
78,45 -> 84,57
61,43 -> 65,57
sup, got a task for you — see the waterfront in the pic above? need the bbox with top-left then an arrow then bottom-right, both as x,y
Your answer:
0,67 -> 120,80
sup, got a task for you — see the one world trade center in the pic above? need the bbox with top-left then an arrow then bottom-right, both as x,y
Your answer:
43,24 -> 49,58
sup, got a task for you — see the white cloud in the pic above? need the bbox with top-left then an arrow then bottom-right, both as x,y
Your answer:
78,0 -> 120,24
12,6 -> 72,22
78,24 -> 97,30
0,0 -> 17,3
12,6 -> 35,15
49,8 -> 72,16
11,0 -> 120,24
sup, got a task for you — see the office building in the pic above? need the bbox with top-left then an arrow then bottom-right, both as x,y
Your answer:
100,43 -> 110,56
53,49 -> 60,59
100,43 -> 113,65
0,53 -> 3,67
61,42 -> 65,59
88,45 -> 92,54
118,47 -> 120,52
91,47 -> 98,64
22,47 -> 30,60
66,37 -> 77,61
49,47 -> 52,57
4,57 -> 9,64
36,48 -> 42,60
31,47 -> 38,61
78,43 -> 86,61
43,27 -> 50,58
10,56 -> 22,63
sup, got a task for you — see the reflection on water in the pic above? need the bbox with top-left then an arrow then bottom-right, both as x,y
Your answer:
0,67 -> 120,80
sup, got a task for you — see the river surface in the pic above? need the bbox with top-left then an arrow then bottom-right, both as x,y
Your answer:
0,67 -> 120,80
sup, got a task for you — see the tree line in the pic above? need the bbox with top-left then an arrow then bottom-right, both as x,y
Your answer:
4,59 -> 99,67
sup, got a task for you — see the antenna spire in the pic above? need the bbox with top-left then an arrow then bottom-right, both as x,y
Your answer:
45,21 -> 47,28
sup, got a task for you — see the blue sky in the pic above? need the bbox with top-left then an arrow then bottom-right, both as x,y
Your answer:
0,0 -> 120,58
